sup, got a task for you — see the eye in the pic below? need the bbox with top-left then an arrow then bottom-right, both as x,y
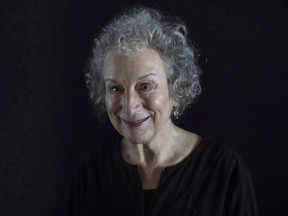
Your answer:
108,85 -> 124,94
138,82 -> 153,91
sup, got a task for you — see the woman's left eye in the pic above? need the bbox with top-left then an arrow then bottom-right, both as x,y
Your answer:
139,83 -> 152,91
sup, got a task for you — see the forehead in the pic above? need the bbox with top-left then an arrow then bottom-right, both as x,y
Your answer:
102,48 -> 167,79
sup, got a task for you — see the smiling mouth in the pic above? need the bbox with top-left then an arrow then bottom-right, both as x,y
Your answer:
123,116 -> 150,128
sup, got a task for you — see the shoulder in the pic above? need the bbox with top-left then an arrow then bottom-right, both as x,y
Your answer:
190,137 -> 252,179
188,137 -> 257,196
187,138 -> 259,215
197,138 -> 241,161
68,128 -> 123,215
77,128 -> 122,175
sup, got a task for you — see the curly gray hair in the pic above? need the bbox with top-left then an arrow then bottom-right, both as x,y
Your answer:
85,6 -> 201,120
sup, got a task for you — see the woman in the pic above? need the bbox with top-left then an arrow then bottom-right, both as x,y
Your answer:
69,6 -> 259,216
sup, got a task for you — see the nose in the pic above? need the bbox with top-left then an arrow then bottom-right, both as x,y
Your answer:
122,89 -> 142,117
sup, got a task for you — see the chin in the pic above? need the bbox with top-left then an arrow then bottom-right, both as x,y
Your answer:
127,135 -> 147,145
126,130 -> 153,145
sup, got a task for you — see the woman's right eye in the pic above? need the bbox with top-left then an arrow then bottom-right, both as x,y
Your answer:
109,86 -> 123,94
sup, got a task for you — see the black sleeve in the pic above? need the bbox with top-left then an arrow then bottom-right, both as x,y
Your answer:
224,154 -> 260,216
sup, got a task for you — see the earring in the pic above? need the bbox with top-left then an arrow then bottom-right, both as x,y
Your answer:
173,110 -> 179,119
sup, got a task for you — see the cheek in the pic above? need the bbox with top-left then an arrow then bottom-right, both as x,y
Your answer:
147,93 -> 172,112
105,95 -> 120,113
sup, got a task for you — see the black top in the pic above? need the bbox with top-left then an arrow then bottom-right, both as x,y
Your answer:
68,132 -> 259,216
143,189 -> 157,215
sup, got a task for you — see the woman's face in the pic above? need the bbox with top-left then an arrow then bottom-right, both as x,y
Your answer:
103,48 -> 175,144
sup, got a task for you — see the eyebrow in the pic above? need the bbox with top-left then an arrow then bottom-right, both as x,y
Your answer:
138,73 -> 157,80
104,73 -> 157,82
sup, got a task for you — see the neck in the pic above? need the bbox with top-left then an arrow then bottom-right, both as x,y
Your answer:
121,122 -> 186,168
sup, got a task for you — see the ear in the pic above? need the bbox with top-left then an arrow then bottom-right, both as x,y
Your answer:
171,99 -> 180,110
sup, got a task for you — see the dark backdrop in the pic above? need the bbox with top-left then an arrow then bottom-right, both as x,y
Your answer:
1,0 -> 287,215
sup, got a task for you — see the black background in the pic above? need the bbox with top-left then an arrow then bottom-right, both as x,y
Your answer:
1,0 -> 287,215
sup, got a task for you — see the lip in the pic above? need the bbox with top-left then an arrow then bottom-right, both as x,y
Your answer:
123,116 -> 150,128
